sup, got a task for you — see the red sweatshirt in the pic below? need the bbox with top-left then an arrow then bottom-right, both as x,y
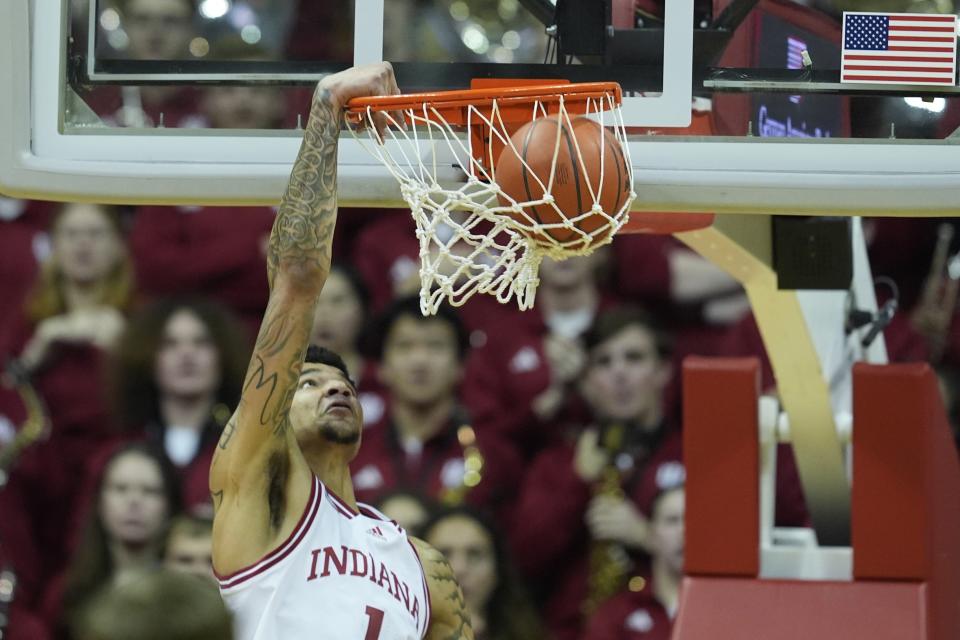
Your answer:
509,428 -> 684,640
583,577 -> 674,640
1,316 -> 123,596
351,213 -> 421,314
0,200 -> 52,359
129,205 -> 276,337
350,408 -> 523,529
0,542 -> 51,640
462,300 -> 618,454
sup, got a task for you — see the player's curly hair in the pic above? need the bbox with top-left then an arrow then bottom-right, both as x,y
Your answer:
304,344 -> 353,385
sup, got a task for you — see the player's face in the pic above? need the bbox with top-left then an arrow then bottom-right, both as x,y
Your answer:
123,0 -> 194,60
155,309 -> 221,400
165,531 -> 215,581
582,325 -> 669,423
380,316 -> 462,407
289,363 -> 363,451
99,452 -> 169,547
426,515 -> 497,613
202,86 -> 287,130
52,204 -> 123,286
311,271 -> 364,354
538,253 -> 598,289
648,488 -> 685,575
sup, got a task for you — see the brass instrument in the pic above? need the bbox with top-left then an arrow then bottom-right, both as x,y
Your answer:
440,424 -> 485,506
0,361 -> 50,487
582,422 -> 632,617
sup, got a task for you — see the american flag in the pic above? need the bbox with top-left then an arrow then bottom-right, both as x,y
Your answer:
841,12 -> 958,86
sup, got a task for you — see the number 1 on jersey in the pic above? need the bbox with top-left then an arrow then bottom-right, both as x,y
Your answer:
364,606 -> 384,640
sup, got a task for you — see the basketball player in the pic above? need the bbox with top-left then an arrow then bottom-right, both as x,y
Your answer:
209,63 -> 474,640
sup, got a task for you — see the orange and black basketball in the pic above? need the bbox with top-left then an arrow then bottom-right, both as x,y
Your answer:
494,115 -> 631,249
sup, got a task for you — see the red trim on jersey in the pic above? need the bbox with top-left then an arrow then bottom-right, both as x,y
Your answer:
358,504 -> 382,519
408,540 -> 432,639
326,486 -> 360,516
329,499 -> 355,519
357,504 -> 403,530
215,476 -> 322,589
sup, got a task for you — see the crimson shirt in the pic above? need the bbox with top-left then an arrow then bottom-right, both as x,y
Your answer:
462,300 -> 617,453
129,205 -> 276,337
0,200 -> 51,359
350,409 -> 523,528
584,579 -> 674,640
510,427 -> 684,640
351,213 -> 420,314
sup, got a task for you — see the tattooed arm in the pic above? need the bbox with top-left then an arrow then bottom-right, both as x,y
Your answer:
411,538 -> 476,640
209,63 -> 401,575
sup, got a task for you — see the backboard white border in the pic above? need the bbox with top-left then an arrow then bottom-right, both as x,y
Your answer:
2,0 -> 960,213
624,0 -> 694,127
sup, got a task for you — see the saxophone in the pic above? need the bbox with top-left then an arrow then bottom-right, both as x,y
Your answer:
582,422 -> 632,617
440,424 -> 485,506
0,360 -> 49,487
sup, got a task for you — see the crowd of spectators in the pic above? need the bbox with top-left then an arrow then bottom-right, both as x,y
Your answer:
0,191 -> 953,639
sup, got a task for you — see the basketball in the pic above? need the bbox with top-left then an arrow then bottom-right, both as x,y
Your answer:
494,115 -> 631,249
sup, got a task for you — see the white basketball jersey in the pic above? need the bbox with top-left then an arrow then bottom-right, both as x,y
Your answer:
217,477 -> 431,640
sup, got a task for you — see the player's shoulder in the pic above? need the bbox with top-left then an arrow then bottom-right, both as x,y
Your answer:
408,537 -> 474,640
407,537 -> 454,600
408,536 -> 440,569
355,503 -> 410,537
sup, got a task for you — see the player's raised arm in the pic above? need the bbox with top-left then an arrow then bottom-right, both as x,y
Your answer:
410,538 -> 476,640
209,63 -> 400,573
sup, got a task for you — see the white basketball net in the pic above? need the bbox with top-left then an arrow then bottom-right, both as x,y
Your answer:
348,91 -> 635,314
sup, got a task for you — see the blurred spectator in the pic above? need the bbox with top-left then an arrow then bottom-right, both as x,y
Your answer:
858,218 -> 938,362
14,203 -> 131,379
44,443 -> 181,637
0,197 -> 52,359
0,543 -> 51,640
374,490 -> 436,533
191,1 -> 296,59
128,206 -> 275,338
163,515 -> 214,582
349,296 -> 522,527
119,0 -> 196,60
73,568 -> 232,640
310,264 -> 387,426
0,203 -> 133,600
108,298 -> 249,513
584,486 -> 684,640
421,506 -> 543,640
609,234 -> 747,413
197,39 -> 288,130
87,0 -> 202,128
352,213 -> 420,313
348,210 -> 526,345
509,306 -> 683,640
285,0 -> 354,62
200,85 -> 287,129
464,253 -> 616,453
